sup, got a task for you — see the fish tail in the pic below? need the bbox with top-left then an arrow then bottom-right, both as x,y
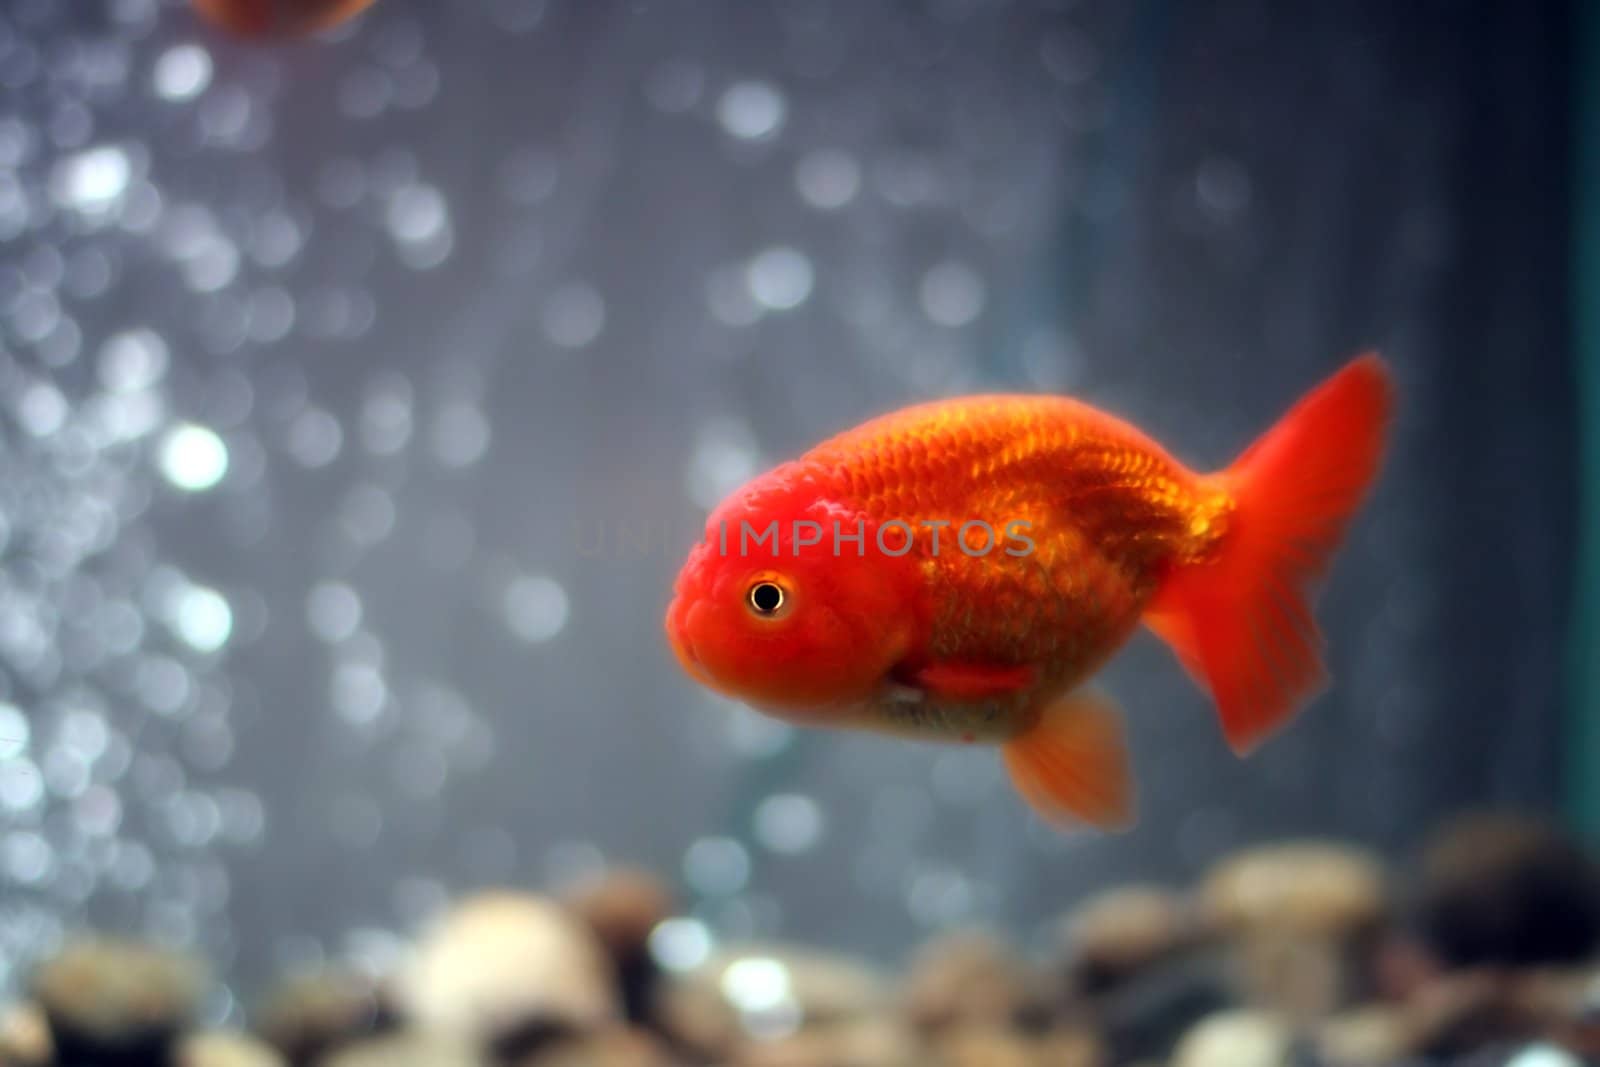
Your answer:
1145,353 -> 1395,754
1001,689 -> 1135,830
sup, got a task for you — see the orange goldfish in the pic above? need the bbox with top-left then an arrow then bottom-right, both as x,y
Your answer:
665,355 -> 1394,829
191,0 -> 377,37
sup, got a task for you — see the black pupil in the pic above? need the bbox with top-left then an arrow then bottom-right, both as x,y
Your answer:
750,583 -> 783,613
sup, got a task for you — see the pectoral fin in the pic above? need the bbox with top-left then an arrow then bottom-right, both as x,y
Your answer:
902,661 -> 1035,702
1001,689 -> 1135,831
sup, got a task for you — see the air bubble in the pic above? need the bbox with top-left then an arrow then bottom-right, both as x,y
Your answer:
431,403 -> 491,468
168,585 -> 232,653
683,836 -> 751,895
332,664 -> 388,727
795,150 -> 861,210
685,417 -> 760,509
387,183 -> 447,243
502,575 -> 569,644
339,67 -> 392,119
645,61 -> 704,114
907,867 -> 975,925
138,656 -> 193,715
158,424 -> 229,492
340,485 -> 397,547
919,260 -> 986,327
0,704 -> 29,758
3,832 -> 53,885
490,0 -> 548,33
246,287 -> 296,344
706,265 -> 764,328
153,44 -> 212,101
0,761 -> 43,814
98,328 -> 169,392
717,81 -> 786,141
745,247 -> 813,311
361,377 -> 413,455
51,145 -> 130,217
307,582 -> 362,644
387,184 -> 453,270
649,917 -> 713,972
18,382 -> 68,437
285,408 -> 343,468
753,794 -> 823,855
498,147 -> 558,205
541,283 -> 605,348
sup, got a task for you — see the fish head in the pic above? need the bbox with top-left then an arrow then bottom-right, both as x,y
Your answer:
666,471 -> 919,714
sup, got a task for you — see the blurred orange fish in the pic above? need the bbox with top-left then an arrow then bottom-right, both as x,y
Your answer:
666,355 -> 1394,829
192,0 -> 377,37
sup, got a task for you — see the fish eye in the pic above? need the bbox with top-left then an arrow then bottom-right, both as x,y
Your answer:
747,580 -> 786,617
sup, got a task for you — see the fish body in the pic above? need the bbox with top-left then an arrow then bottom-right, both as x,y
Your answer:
192,0 -> 377,37
666,356 -> 1394,828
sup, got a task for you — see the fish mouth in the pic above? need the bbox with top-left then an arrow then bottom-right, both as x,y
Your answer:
665,596 -> 714,687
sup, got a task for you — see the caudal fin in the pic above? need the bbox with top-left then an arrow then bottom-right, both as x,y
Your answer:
1002,689 -> 1134,830
1145,353 -> 1395,754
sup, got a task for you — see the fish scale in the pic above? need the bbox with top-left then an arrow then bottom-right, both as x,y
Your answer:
800,395 -> 1228,689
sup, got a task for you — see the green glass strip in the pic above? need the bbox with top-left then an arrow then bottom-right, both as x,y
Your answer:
1571,0 -> 1600,838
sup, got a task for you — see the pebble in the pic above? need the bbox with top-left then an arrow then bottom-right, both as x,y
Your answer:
29,937 -> 208,1065
393,891 -> 618,1054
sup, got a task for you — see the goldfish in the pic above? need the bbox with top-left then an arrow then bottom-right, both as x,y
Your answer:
665,355 -> 1394,829
191,0 -> 377,38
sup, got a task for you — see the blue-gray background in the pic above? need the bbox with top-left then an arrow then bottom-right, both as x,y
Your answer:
0,0 -> 1575,1001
